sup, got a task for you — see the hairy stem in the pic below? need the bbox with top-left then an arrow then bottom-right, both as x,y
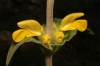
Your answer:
45,0 -> 54,66
45,54 -> 53,66
46,0 -> 54,35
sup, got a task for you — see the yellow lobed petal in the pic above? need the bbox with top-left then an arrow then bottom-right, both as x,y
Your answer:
17,20 -> 42,35
59,13 -> 84,30
12,29 -> 38,42
42,34 -> 51,45
62,20 -> 87,32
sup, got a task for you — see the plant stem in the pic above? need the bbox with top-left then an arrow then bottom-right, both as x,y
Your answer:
45,54 -> 53,66
45,0 -> 54,66
46,0 -> 54,35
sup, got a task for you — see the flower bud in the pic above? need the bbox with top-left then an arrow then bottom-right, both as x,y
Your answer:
54,31 -> 64,43
42,34 -> 51,44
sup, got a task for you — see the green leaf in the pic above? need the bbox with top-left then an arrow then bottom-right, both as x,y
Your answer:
6,37 -> 41,66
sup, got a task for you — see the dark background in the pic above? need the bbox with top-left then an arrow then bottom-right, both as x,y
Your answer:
0,0 -> 100,66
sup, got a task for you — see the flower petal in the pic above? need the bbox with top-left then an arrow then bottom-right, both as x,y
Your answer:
12,29 -> 37,42
62,20 -> 87,32
17,20 -> 42,35
59,13 -> 84,30
26,33 -> 38,37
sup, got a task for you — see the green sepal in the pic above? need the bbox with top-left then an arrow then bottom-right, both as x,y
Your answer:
63,30 -> 77,41
53,18 -> 62,26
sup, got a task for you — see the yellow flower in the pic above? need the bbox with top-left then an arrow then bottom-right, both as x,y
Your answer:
54,13 -> 87,42
59,12 -> 87,32
12,20 -> 42,42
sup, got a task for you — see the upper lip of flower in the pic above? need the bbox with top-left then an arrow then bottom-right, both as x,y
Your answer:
12,20 -> 42,42
17,20 -> 42,35
59,12 -> 87,32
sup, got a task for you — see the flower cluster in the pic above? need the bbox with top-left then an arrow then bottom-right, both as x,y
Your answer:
12,13 -> 87,52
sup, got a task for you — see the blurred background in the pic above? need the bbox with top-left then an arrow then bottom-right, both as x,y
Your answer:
0,0 -> 100,66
